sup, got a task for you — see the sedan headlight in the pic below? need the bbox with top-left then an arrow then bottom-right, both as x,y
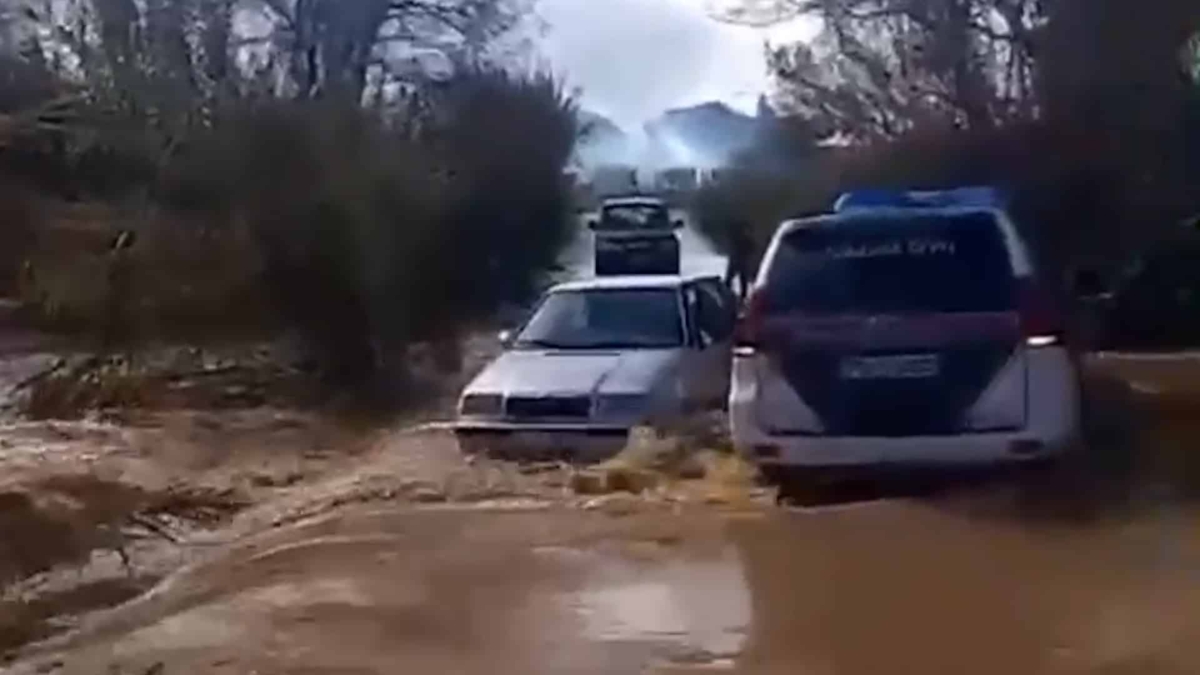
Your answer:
459,393 -> 504,417
594,394 -> 649,421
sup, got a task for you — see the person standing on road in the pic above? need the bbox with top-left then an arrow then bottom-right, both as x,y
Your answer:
103,229 -> 137,352
724,220 -> 754,301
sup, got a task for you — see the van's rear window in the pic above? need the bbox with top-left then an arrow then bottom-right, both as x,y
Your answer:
764,213 -> 1016,314
598,205 -> 670,231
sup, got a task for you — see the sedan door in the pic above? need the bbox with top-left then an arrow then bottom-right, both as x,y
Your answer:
681,280 -> 738,409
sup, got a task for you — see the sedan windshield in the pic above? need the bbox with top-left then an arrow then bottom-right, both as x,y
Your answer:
515,288 -> 684,349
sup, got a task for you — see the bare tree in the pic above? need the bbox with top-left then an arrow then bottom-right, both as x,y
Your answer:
701,0 -> 1200,276
715,0 -> 1046,141
248,0 -> 529,100
717,0 -> 1200,148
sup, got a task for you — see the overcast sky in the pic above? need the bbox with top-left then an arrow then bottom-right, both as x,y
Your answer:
537,0 -> 817,130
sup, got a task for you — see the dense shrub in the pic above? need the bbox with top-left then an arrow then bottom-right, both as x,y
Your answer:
693,117 -> 1200,285
4,67 -> 578,393
407,69 -> 579,347
151,70 -> 579,387
0,182 -> 37,296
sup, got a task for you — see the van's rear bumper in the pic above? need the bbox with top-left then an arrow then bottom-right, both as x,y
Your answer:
736,431 -> 1067,468
729,346 -> 1082,469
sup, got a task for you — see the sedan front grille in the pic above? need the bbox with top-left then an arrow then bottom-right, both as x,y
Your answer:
505,396 -> 591,419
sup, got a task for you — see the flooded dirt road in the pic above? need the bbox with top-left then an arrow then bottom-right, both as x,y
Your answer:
7,347 -> 1200,675
5,293 -> 1200,673
12,492 -> 1200,675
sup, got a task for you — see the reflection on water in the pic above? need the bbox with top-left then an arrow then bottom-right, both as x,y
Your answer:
562,547 -> 749,657
730,502 -> 1200,675
525,498 -> 1200,674
25,494 -> 1200,675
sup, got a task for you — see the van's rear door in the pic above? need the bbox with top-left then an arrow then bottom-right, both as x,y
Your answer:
754,212 -> 1026,436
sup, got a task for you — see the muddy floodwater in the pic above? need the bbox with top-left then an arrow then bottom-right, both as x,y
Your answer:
9,353 -> 1200,675
6,348 -> 1200,674
11,495 -> 1200,675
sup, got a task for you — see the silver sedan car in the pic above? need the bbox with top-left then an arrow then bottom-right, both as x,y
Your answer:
455,274 -> 738,461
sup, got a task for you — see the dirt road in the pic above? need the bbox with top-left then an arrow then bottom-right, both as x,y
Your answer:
3,351 -> 1200,674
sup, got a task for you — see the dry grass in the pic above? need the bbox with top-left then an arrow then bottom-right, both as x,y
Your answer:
18,358 -> 160,420
16,205 -> 270,339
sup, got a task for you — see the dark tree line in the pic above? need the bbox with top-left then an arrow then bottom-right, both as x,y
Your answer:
699,0 -> 1200,277
0,0 -> 578,391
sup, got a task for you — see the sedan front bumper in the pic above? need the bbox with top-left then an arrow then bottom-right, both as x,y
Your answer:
454,421 -> 631,463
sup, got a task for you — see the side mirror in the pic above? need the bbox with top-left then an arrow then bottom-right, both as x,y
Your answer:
497,329 -> 514,347
585,217 -> 599,230
672,219 -> 685,230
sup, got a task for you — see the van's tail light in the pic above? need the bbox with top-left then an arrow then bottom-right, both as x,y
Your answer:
734,288 -> 767,355
1018,279 -> 1065,348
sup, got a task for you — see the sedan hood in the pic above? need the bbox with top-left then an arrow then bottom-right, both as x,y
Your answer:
465,349 -> 682,397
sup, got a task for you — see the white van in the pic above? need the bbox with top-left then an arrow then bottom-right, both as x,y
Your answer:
728,188 -> 1083,491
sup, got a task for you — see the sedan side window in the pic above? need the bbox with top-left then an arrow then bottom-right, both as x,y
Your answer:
695,281 -> 736,341
683,286 -> 707,348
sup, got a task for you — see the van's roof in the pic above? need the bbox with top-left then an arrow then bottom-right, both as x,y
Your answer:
773,206 -> 1035,277
602,196 -> 667,207
833,187 -> 1009,212
780,206 -> 1003,232
550,273 -> 717,292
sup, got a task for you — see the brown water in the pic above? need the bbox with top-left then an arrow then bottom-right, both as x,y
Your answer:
4,342 -> 1200,674
7,491 -> 1200,675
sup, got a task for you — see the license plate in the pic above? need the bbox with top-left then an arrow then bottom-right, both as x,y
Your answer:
839,354 -> 940,380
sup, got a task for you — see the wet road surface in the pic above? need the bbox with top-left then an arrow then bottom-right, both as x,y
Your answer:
3,351 -> 1200,674
16,494 -> 1200,675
